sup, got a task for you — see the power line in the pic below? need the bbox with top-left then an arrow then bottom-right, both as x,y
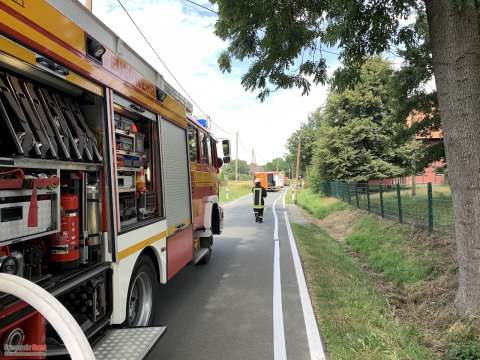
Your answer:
116,0 -> 208,115
182,0 -> 218,14
116,0 -> 237,139
321,47 -> 340,56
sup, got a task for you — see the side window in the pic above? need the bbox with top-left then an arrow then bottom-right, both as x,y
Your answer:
187,126 -> 198,162
210,138 -> 217,166
200,132 -> 210,165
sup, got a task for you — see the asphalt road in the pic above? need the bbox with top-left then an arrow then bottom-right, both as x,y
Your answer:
147,190 -> 323,360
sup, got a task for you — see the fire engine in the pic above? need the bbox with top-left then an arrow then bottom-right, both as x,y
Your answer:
0,0 -> 230,358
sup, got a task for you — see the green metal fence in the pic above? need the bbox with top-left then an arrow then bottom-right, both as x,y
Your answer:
319,181 -> 454,235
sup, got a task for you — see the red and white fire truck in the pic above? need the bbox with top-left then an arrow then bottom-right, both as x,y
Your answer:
0,0 -> 230,357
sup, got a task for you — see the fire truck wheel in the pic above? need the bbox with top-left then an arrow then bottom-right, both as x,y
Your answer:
126,255 -> 158,327
198,236 -> 213,265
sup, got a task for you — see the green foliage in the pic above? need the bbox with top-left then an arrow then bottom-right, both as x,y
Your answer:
310,58 -> 420,183
296,189 -> 348,219
263,157 -> 291,174
212,0 -> 420,100
447,342 -> 480,360
446,324 -> 480,360
346,216 -> 437,285
220,159 -> 251,180
292,223 -> 432,359
285,109 -> 323,173
219,181 -> 252,203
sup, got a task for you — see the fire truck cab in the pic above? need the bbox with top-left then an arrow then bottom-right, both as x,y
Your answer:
0,0 -> 230,358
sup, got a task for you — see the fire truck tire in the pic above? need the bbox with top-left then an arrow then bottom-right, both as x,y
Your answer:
198,236 -> 213,265
125,255 -> 158,327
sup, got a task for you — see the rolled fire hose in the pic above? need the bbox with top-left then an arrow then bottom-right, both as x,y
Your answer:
0,273 -> 95,360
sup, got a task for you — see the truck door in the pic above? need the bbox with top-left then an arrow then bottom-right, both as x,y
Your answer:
160,119 -> 191,231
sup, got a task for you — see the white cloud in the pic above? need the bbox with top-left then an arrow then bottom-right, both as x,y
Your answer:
92,0 -> 332,162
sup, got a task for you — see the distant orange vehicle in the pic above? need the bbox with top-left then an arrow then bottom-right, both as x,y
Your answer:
254,171 -> 283,191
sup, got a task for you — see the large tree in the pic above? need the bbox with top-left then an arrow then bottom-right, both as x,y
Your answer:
220,159 -> 251,180
311,58 -> 415,184
212,0 -> 480,317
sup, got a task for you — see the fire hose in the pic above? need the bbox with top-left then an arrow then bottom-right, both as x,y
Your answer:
0,273 -> 95,359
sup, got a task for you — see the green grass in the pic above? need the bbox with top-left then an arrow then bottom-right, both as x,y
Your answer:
285,186 -> 293,205
356,185 -> 454,232
296,188 -> 349,219
293,223 -> 433,359
346,216 -> 438,285
219,181 -> 252,203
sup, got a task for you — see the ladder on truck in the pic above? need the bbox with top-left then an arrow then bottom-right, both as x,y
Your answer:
0,273 -> 165,360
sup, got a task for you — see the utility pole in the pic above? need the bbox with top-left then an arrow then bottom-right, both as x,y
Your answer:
294,136 -> 302,204
235,131 -> 238,181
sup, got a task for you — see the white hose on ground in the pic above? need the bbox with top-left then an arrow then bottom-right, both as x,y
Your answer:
0,273 -> 95,360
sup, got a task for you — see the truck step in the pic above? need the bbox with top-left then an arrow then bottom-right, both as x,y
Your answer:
94,327 -> 166,360
194,248 -> 210,264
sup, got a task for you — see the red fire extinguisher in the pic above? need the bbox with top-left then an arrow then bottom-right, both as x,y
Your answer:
49,194 -> 80,270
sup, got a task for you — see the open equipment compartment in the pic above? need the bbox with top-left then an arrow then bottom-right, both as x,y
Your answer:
0,55 -> 111,355
113,95 -> 162,232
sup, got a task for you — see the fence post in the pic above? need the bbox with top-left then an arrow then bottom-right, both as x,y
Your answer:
427,182 -> 433,234
366,183 -> 371,212
397,183 -> 403,224
355,184 -> 359,208
379,185 -> 385,218
347,183 -> 352,204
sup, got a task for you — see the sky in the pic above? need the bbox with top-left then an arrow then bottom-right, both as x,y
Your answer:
91,0 -> 339,164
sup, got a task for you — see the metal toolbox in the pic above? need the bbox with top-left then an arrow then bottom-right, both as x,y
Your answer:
0,189 -> 58,243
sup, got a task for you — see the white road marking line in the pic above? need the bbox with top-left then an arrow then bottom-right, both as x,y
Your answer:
284,211 -> 327,360
272,191 -> 287,360
282,188 -> 287,209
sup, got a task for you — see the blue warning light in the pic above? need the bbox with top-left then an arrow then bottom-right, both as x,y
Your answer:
198,118 -> 208,128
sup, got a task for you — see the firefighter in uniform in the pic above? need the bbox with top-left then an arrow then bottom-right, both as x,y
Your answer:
252,178 -> 267,223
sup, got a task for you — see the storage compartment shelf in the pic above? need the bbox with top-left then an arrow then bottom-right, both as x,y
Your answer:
0,157 -> 102,171
116,150 -> 145,158
115,129 -> 135,138
118,187 -> 136,193
117,167 -> 143,172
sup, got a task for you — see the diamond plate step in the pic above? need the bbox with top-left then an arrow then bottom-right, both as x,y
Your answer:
94,327 -> 166,360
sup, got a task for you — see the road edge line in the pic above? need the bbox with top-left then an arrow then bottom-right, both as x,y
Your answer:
273,191 -> 287,360
284,210 -> 327,360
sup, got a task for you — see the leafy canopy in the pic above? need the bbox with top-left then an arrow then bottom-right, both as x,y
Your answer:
310,58 -> 418,185
212,0 -> 419,100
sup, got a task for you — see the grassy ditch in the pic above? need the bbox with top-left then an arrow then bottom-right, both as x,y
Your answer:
293,189 -> 480,359
219,180 -> 252,203
294,223 -> 432,359
296,188 -> 348,219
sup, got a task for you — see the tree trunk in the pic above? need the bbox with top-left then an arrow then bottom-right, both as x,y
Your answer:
425,0 -> 480,317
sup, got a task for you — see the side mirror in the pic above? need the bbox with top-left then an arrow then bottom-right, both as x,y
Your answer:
217,157 -> 224,168
223,156 -> 231,164
222,139 -> 231,157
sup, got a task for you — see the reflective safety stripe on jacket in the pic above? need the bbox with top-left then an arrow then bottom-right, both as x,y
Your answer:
253,188 -> 264,209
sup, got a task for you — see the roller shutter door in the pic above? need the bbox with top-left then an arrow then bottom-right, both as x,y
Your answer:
160,119 -> 191,231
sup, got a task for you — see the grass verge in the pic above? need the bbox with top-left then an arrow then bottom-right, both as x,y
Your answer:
296,188 -> 348,219
293,223 -> 432,359
293,189 -> 480,358
346,216 -> 438,286
219,181 -> 251,203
